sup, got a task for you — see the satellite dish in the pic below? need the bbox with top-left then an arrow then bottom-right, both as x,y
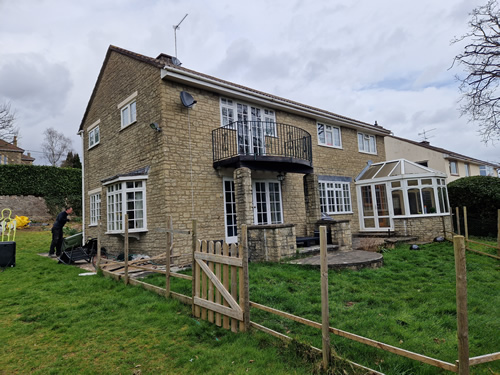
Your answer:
180,91 -> 197,108
171,56 -> 182,66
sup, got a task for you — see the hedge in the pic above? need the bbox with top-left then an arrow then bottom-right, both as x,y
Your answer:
447,176 -> 500,237
0,164 -> 81,216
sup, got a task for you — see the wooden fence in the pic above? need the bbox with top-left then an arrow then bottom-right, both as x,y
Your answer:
95,217 -> 499,374
447,207 -> 500,260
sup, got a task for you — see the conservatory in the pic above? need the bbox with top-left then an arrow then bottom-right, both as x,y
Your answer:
355,159 -> 452,240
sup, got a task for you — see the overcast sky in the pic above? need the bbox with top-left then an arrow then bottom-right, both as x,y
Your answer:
1,0 -> 497,165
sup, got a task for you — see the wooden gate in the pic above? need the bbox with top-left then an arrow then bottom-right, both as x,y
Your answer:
192,225 -> 249,332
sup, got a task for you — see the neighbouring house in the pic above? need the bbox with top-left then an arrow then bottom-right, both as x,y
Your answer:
78,45 -> 450,265
0,136 -> 35,165
385,135 -> 500,182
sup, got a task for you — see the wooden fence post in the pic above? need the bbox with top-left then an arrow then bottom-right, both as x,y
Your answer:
124,214 -> 129,285
456,207 -> 461,236
239,224 -> 250,332
165,215 -> 172,298
453,235 -> 469,375
463,207 -> 468,241
97,221 -> 102,271
191,219 -> 198,317
497,210 -> 500,257
320,226 -> 331,370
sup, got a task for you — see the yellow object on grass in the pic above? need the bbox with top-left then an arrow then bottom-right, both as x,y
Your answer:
1,208 -> 17,242
14,215 -> 30,228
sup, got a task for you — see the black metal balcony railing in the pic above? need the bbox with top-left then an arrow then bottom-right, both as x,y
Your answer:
212,121 -> 313,170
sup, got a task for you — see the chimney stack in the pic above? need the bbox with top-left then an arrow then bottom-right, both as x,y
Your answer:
13,136 -> 17,147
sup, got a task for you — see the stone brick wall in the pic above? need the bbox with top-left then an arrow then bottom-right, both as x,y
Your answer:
393,215 -> 452,242
247,224 -> 296,262
0,195 -> 51,222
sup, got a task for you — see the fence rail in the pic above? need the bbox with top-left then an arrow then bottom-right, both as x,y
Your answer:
95,218 -> 499,373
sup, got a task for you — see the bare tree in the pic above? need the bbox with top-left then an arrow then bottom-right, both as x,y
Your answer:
0,101 -> 18,141
452,0 -> 500,142
42,127 -> 72,166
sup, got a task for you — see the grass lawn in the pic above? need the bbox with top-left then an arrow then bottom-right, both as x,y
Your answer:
2,230 -> 498,374
0,230 -> 320,375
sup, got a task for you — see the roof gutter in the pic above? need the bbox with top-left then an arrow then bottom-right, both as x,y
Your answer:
161,67 -> 391,136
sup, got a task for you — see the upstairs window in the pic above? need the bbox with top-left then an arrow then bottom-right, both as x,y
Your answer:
121,101 -> 136,128
317,123 -> 341,148
480,165 -> 495,176
449,160 -> 458,175
219,97 -> 276,135
88,125 -> 100,149
118,92 -> 138,129
464,163 -> 470,177
358,132 -> 377,154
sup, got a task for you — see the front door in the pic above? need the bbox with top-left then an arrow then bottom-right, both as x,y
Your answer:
360,184 -> 392,230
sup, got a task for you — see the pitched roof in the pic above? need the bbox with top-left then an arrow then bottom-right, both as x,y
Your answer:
0,138 -> 24,153
21,153 -> 35,162
79,45 -> 391,136
388,135 -> 500,168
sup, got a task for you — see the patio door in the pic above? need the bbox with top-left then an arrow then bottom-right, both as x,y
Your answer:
237,104 -> 265,155
253,181 -> 283,225
223,179 -> 238,244
360,184 -> 392,231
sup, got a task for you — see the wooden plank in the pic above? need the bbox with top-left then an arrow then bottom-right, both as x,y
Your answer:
239,224 -> 250,332
454,235 -> 470,375
249,301 -> 457,372
456,207 -> 461,235
101,268 -> 121,281
249,321 -> 385,375
171,272 -> 192,280
165,215 -> 172,298
192,220 -> 199,318
223,242 -> 230,330
201,240 -> 208,321
196,259 -> 242,313
320,226 -> 331,369
469,352 -> 500,366
215,241 -> 222,327
465,239 -> 500,250
465,247 -> 500,260
170,291 -> 192,305
208,241 -> 215,323
124,214 -> 129,285
230,243 -> 238,333
129,278 -> 165,297
194,297 -> 243,321
194,252 -> 243,267
463,207 -> 469,240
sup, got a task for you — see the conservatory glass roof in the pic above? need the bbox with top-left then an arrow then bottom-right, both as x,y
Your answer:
356,159 -> 446,181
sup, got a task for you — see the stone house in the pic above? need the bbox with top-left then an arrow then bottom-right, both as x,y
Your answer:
79,45 -> 449,265
0,136 -> 35,165
385,135 -> 500,182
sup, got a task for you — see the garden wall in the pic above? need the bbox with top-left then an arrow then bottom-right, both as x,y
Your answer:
0,195 -> 52,222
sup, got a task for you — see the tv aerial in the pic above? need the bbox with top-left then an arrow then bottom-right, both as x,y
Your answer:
418,128 -> 436,142
173,13 -> 188,59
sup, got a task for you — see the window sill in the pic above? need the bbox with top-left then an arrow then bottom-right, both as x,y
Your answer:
318,143 -> 343,150
120,120 -> 137,131
358,150 -> 377,155
324,211 -> 353,215
88,143 -> 100,150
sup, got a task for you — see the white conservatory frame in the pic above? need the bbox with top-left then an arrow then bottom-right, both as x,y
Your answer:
355,159 -> 450,232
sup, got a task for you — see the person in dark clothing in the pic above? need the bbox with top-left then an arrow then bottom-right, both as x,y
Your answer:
49,206 -> 73,257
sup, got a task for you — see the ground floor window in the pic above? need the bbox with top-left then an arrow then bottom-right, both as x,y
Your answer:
106,179 -> 146,233
89,192 -> 101,226
253,180 -> 283,225
319,179 -> 352,214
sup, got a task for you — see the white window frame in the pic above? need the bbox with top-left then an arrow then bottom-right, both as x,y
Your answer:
450,160 -> 458,175
357,132 -> 377,154
118,91 -> 138,129
223,178 -> 238,244
480,165 -> 495,176
252,180 -> 283,225
464,163 -> 470,177
89,189 -> 101,226
104,176 -> 147,234
319,180 -> 352,214
317,123 -> 342,148
219,97 -> 276,135
88,120 -> 100,149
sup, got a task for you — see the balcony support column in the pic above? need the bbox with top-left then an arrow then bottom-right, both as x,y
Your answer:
234,167 -> 253,242
304,173 -> 321,236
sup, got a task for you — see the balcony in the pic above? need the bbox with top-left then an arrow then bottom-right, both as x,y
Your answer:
212,121 -> 313,173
